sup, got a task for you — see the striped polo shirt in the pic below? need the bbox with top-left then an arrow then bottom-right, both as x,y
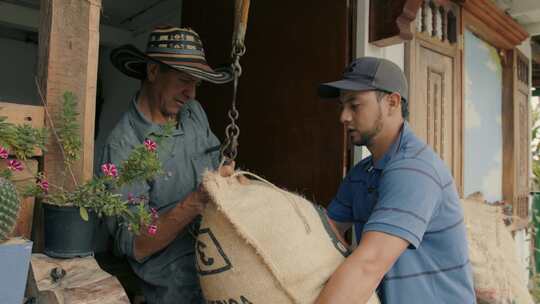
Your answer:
327,122 -> 476,303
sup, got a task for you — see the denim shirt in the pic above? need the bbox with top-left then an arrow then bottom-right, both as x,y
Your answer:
96,95 -> 220,304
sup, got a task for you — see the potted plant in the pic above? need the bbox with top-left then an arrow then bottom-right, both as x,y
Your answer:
0,115 -> 47,303
0,179 -> 34,304
4,92 -> 168,258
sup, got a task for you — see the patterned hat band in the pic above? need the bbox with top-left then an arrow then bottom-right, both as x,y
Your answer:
146,44 -> 206,58
110,26 -> 232,84
147,53 -> 208,65
150,28 -> 202,42
147,39 -> 205,53
146,27 -> 206,58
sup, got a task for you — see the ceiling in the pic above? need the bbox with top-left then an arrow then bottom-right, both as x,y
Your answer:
1,0 -> 540,88
494,0 -> 540,88
0,0 -> 183,30
494,0 -> 540,25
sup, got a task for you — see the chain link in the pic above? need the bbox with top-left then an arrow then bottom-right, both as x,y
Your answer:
221,40 -> 246,162
221,0 -> 250,163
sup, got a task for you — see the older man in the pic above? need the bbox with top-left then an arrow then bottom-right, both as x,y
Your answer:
97,26 -> 232,304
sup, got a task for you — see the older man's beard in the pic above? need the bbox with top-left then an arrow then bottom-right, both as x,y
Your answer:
353,106 -> 383,147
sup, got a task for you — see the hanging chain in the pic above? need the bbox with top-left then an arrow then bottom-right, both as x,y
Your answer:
221,0 -> 250,163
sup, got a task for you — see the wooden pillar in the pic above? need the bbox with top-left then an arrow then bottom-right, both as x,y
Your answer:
35,0 -> 101,250
503,49 -> 531,223
37,0 -> 100,185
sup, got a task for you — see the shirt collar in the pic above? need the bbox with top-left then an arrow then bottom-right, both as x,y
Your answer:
372,121 -> 410,170
128,93 -> 185,142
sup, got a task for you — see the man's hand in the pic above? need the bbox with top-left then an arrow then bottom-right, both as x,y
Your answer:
219,160 -> 236,177
181,186 -> 209,216
218,160 -> 249,184
133,189 -> 206,261
315,231 -> 409,304
133,161 -> 246,261
327,216 -> 350,247
180,160 -> 239,215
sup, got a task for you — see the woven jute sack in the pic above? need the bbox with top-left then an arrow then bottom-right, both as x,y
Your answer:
462,196 -> 533,304
196,171 -> 380,304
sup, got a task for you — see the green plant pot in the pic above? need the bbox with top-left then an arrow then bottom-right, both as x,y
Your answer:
43,203 -> 96,258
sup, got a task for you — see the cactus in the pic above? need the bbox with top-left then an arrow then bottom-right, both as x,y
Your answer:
0,177 -> 20,242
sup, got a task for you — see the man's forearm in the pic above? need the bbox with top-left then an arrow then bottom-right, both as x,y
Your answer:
315,231 -> 409,304
133,196 -> 199,261
315,252 -> 385,304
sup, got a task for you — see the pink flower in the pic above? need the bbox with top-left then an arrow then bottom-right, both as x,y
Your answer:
7,159 -> 23,171
147,224 -> 158,235
151,207 -> 159,219
101,163 -> 118,177
144,139 -> 157,152
0,147 -> 8,159
37,178 -> 49,193
127,193 -> 135,203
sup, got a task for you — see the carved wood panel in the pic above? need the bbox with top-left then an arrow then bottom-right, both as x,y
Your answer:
515,52 -> 530,218
502,49 -> 530,220
416,0 -> 458,44
426,68 -> 447,159
406,0 -> 461,193
370,0 -> 423,47
409,43 -> 460,191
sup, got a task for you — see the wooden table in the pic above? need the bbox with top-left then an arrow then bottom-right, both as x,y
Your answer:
26,254 -> 129,304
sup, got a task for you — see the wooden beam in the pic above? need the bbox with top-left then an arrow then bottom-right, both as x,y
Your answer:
0,102 -> 45,142
0,1 -> 131,47
369,0 -> 423,47
462,0 -> 529,49
118,0 -> 183,37
37,0 -> 100,189
0,1 -> 39,32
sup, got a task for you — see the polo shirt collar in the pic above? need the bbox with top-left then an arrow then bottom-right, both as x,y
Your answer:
129,93 -> 185,142
372,121 -> 410,170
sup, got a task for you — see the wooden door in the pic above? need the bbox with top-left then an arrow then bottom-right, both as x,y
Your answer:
182,1 -> 354,205
406,1 -> 462,194
514,51 -> 530,219
503,49 -> 531,219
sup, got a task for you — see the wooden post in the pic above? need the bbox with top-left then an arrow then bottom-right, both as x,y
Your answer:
36,0 -> 101,250
37,0 -> 100,186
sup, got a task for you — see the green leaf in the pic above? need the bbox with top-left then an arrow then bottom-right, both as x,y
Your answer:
79,206 -> 89,221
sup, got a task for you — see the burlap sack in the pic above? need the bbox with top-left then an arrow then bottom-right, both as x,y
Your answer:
196,171 -> 380,304
462,196 -> 534,304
